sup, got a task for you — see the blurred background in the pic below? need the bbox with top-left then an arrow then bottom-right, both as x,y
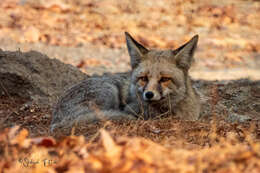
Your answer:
0,0 -> 259,80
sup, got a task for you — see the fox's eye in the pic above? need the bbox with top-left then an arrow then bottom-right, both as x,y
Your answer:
139,76 -> 148,82
160,77 -> 171,82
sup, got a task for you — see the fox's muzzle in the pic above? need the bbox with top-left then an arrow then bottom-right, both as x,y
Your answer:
143,90 -> 161,101
144,91 -> 154,100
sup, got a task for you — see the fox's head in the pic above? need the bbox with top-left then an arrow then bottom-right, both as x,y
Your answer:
125,32 -> 198,104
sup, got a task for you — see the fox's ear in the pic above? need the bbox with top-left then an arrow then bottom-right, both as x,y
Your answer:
174,35 -> 199,71
125,32 -> 148,69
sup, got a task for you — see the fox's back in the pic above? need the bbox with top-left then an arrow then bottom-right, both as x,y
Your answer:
51,72 -> 131,128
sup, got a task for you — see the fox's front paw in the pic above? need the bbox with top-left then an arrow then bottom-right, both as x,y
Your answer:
123,102 -> 142,118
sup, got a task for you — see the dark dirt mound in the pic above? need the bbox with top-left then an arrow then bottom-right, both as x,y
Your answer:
196,79 -> 260,122
0,49 -> 87,106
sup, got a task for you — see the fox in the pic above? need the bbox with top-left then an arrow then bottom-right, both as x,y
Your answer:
50,32 -> 201,133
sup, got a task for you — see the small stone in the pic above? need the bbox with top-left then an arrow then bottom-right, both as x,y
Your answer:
43,114 -> 51,119
19,102 -> 32,111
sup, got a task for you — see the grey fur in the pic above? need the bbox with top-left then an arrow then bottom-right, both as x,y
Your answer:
50,33 -> 201,134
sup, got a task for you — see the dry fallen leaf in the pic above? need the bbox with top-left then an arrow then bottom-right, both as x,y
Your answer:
100,129 -> 122,163
30,137 -> 56,147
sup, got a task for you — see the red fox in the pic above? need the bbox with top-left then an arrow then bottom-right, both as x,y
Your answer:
50,32 -> 201,133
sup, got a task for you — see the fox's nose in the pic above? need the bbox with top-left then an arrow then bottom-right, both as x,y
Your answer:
144,91 -> 154,100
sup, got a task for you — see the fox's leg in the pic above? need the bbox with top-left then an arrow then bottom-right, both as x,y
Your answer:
50,110 -> 135,135
123,102 -> 140,118
50,79 -> 134,134
74,110 -> 135,125
123,102 -> 152,120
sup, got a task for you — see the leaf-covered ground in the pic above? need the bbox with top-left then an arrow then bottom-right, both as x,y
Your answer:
0,0 -> 260,77
0,0 -> 260,172
1,120 -> 260,172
